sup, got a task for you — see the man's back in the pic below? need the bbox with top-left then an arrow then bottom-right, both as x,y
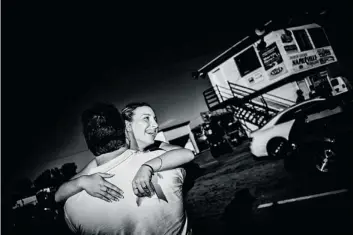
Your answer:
64,149 -> 188,235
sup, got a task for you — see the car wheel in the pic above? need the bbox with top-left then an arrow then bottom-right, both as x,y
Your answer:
283,142 -> 300,173
313,145 -> 337,173
230,138 -> 239,147
267,137 -> 289,159
285,140 -> 338,176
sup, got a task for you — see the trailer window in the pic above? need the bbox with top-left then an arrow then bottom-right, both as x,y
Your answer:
308,27 -> 330,48
293,29 -> 313,51
234,47 -> 261,77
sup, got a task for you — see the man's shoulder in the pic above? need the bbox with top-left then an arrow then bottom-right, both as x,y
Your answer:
140,149 -> 166,158
156,167 -> 186,182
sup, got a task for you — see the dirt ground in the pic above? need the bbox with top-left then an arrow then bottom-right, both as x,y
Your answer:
8,141 -> 351,235
185,142 -> 352,235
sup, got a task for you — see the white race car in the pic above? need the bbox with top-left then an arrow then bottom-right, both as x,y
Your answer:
249,98 -> 326,158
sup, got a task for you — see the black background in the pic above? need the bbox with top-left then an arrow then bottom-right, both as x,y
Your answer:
2,0 -> 352,196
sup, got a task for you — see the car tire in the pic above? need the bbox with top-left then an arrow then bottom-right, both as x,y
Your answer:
284,141 -> 337,176
312,141 -> 338,174
283,144 -> 309,175
266,137 -> 289,159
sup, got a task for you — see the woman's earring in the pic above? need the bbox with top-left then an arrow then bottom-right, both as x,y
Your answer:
126,137 -> 130,147
125,121 -> 132,132
125,129 -> 130,147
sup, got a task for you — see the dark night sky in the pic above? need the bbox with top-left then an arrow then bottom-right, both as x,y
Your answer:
2,1 -> 352,186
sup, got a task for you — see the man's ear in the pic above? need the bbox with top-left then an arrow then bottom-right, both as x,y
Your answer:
125,120 -> 132,132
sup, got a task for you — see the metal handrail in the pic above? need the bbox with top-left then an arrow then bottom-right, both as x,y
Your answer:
203,84 -> 279,127
228,82 -> 271,111
212,85 -> 234,100
204,84 -> 276,111
228,81 -> 295,105
216,86 -> 224,102
203,85 -> 233,110
216,85 -> 234,96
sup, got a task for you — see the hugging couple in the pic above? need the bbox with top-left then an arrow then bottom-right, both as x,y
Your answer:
55,102 -> 194,235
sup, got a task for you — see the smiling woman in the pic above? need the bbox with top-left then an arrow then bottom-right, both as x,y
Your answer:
121,101 -> 195,195
122,102 -> 158,151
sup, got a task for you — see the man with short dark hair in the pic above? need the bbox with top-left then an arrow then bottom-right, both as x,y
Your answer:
55,103 -> 128,203
81,102 -> 126,157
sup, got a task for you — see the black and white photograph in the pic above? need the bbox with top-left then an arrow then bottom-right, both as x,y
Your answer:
2,1 -> 353,234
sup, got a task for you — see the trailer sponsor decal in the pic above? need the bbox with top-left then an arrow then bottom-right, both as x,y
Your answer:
317,48 -> 332,58
292,54 -> 319,66
268,63 -> 288,80
246,72 -> 264,85
270,66 -> 283,75
284,44 -> 298,53
317,47 -> 337,65
319,56 -> 335,64
248,77 -> 255,84
247,72 -> 264,85
259,43 -> 284,71
290,51 -> 320,72
290,47 -> 337,72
